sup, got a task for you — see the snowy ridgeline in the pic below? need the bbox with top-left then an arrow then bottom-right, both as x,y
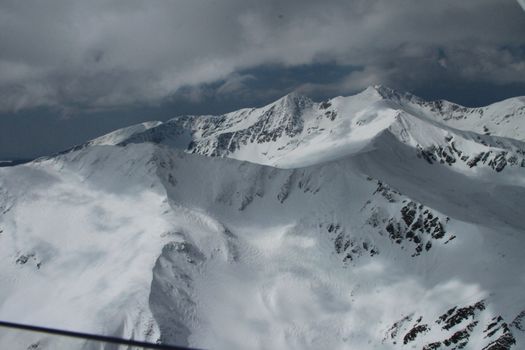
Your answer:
0,86 -> 525,350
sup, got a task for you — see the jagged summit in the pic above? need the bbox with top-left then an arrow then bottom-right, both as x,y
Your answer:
1,88 -> 525,349
102,86 -> 525,171
273,90 -> 313,105
368,84 -> 420,102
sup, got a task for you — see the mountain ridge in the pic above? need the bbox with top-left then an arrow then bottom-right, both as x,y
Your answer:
0,86 -> 524,349
107,86 -> 525,173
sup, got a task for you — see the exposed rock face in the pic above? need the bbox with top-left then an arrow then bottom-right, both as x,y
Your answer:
387,301 -> 518,350
149,241 -> 203,346
416,136 -> 525,173
329,222 -> 379,263
2,87 -> 525,350
366,180 -> 453,257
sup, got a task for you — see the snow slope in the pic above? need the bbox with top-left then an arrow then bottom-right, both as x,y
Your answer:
118,86 -> 525,170
0,87 -> 524,350
87,121 -> 163,146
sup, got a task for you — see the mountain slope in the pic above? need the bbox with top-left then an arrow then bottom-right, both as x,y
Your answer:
118,86 -> 525,169
118,86 -> 525,228
0,87 -> 524,350
374,85 -> 525,141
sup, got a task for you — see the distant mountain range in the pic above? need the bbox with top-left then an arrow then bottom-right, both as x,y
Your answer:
1,86 -> 524,349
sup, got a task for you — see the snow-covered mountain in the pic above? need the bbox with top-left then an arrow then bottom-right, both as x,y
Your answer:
1,86 -> 524,350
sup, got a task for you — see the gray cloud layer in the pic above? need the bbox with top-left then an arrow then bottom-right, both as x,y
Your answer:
1,0 -> 524,112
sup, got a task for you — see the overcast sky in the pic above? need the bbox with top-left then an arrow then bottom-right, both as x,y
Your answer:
1,0 -> 525,159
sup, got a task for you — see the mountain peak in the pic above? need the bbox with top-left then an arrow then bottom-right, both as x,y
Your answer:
366,84 -> 412,101
84,85 -> 525,168
371,84 -> 394,95
273,90 -> 313,108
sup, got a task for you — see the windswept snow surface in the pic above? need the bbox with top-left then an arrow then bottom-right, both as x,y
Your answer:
88,121 -> 163,146
1,87 -> 525,350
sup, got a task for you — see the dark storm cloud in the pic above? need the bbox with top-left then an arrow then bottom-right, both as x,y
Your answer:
0,0 -> 524,112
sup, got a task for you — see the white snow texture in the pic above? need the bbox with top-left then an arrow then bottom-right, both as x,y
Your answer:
1,86 -> 525,350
